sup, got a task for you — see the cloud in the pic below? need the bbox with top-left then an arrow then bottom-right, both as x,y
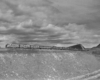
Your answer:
41,23 -> 94,39
50,0 -> 100,25
1,0 -> 100,25
1,0 -> 99,27
11,23 -> 97,46
0,35 -> 18,47
0,0 -> 100,47
0,26 -> 7,31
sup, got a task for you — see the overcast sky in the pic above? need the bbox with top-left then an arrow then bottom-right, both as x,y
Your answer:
0,0 -> 100,47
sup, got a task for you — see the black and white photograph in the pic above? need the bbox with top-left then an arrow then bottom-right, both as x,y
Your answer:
0,0 -> 100,80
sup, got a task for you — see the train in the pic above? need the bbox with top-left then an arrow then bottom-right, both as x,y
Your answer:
6,44 -> 31,49
5,44 -> 68,50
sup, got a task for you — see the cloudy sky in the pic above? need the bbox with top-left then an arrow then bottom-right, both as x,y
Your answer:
0,0 -> 100,47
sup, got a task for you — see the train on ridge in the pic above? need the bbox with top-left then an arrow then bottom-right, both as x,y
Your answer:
5,43 -> 68,50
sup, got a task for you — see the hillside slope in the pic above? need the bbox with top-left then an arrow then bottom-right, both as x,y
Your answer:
0,49 -> 100,80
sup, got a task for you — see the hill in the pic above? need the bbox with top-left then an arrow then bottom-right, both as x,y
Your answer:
0,45 -> 100,80
67,44 -> 85,51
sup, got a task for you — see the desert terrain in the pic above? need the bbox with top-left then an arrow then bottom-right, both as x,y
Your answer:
0,48 -> 100,80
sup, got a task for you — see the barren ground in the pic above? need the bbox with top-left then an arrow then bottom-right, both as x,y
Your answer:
0,49 -> 100,80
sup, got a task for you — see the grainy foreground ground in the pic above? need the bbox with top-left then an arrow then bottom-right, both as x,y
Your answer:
0,49 -> 100,80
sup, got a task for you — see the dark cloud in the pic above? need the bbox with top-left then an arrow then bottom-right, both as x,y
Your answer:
0,0 -> 100,47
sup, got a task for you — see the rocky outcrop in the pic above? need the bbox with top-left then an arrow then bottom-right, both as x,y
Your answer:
67,44 -> 85,51
95,44 -> 100,48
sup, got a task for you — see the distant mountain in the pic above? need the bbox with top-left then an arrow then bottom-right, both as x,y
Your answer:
96,44 -> 100,48
90,44 -> 100,49
67,44 -> 85,51
89,44 -> 100,56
